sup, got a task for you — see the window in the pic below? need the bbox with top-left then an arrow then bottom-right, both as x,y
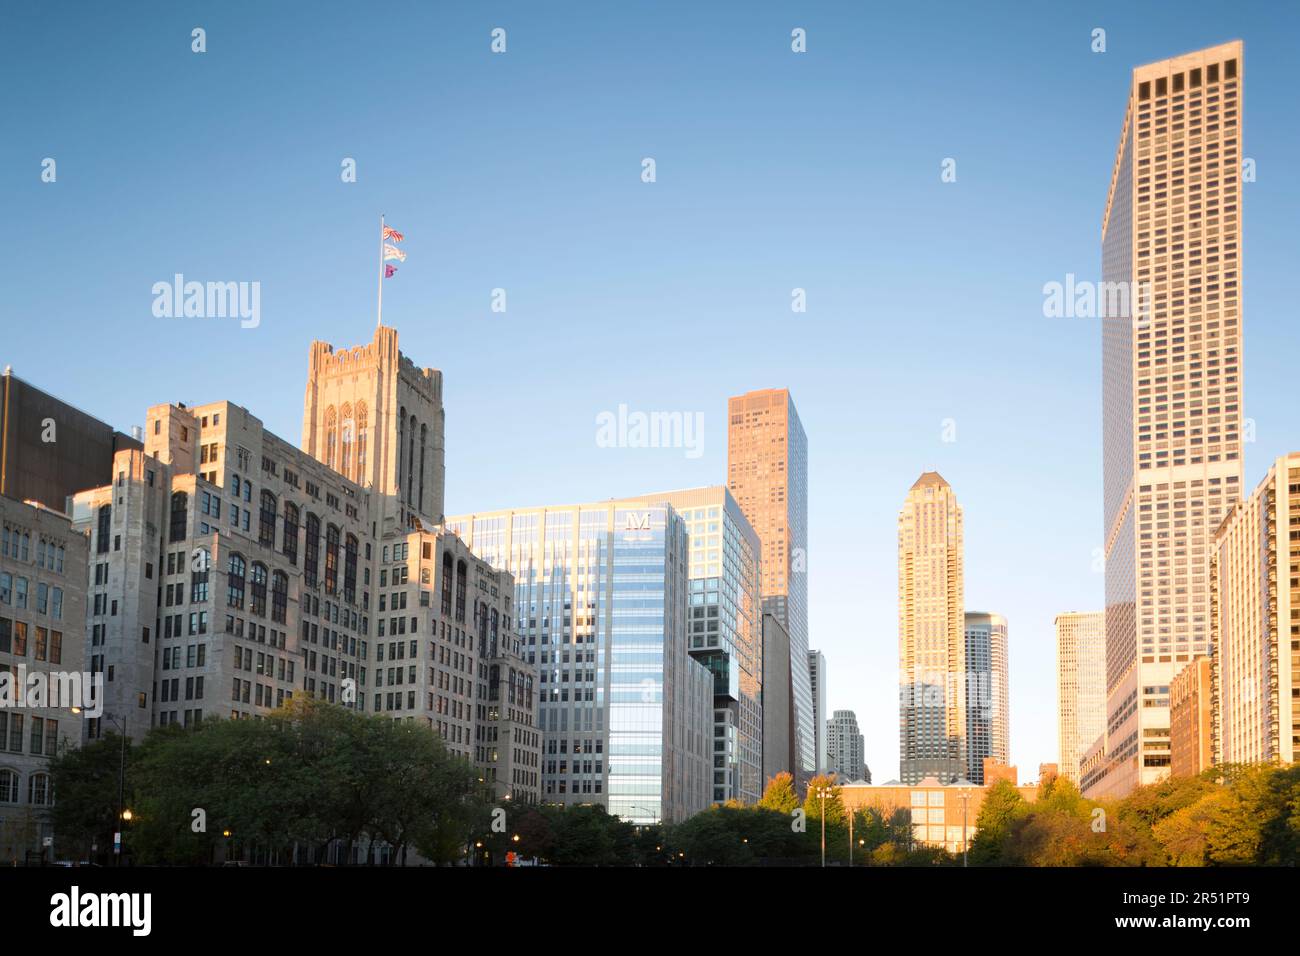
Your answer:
97,505 -> 111,554
325,525 -> 340,595
344,534 -> 358,604
271,571 -> 288,624
169,491 -> 188,543
259,491 -> 277,548
28,773 -> 51,805
227,553 -> 246,609
0,769 -> 16,803
192,549 -> 210,602
282,502 -> 299,565
250,563 -> 268,617
304,513 -> 321,589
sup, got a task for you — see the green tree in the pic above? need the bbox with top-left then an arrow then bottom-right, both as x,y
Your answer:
758,772 -> 799,814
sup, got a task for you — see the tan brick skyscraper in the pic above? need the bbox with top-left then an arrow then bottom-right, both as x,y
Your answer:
727,388 -> 814,779
1093,42 -> 1244,798
898,472 -> 965,784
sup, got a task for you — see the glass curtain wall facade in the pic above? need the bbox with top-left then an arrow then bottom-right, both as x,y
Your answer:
448,500 -> 711,824
627,487 -> 763,804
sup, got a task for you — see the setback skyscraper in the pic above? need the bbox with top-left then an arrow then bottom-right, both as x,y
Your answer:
1093,41 -> 1244,798
727,388 -> 814,782
898,471 -> 966,785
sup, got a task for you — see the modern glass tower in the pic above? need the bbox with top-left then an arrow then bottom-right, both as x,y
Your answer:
898,471 -> 965,785
963,612 -> 1009,784
625,487 -> 763,805
447,500 -> 713,824
1094,41 -> 1244,798
727,388 -> 814,781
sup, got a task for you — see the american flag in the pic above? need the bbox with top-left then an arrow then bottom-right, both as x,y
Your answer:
382,225 -> 404,243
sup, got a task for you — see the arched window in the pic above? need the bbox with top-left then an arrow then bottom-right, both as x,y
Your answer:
0,769 -> 17,803
324,525 -> 340,594
340,402 -> 353,480
397,406 -> 407,495
282,502 -> 299,565
271,570 -> 288,624
455,559 -> 467,623
324,406 -> 337,469
344,534 -> 358,604
249,563 -> 268,617
441,551 -> 454,616
227,553 -> 246,609
28,772 -> 51,806
258,491 -> 277,548
407,415 -> 417,506
356,402 -> 368,483
304,513 -> 321,589
96,505 -> 111,554
169,492 -> 188,543
419,423 -> 428,513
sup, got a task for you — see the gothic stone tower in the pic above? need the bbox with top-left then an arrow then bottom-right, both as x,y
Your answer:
302,325 -> 445,536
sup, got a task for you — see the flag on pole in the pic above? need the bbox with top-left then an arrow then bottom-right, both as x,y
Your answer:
385,265 -> 397,278
383,244 -> 406,262
382,226 -> 404,243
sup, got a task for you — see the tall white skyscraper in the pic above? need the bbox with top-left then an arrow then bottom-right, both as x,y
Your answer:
1093,41 -> 1244,798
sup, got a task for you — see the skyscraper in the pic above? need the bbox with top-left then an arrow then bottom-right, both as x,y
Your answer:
727,388 -> 813,781
898,471 -> 965,785
826,709 -> 865,781
446,499 -> 713,824
963,612 -> 1009,785
808,649 -> 827,773
1055,611 -> 1106,785
1211,452 -> 1300,767
302,325 -> 446,535
624,486 -> 763,805
1094,41 -> 1244,798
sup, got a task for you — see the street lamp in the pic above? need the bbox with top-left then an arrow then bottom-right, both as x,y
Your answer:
101,712 -> 130,865
810,784 -> 832,868
956,786 -> 973,868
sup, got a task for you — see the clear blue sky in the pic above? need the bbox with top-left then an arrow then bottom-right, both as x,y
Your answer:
3,1 -> 1298,782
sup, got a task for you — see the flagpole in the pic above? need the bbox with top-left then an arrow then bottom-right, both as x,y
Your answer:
377,213 -> 385,328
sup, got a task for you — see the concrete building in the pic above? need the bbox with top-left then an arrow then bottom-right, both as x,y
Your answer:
1094,41 -> 1245,799
898,471 -> 966,785
1211,452 -> 1300,767
447,499 -> 713,824
383,527 -> 539,803
0,495 -> 88,863
0,369 -> 141,514
1169,655 -> 1214,777
963,612 -> 1009,784
826,709 -> 864,781
808,649 -> 827,774
727,388 -> 814,783
624,487 -> 763,805
760,611 -> 792,787
1055,610 -> 1106,784
841,777 -> 1038,857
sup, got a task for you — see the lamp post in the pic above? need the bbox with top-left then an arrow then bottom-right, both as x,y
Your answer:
99,712 -> 130,866
957,786 -> 972,868
811,784 -> 831,868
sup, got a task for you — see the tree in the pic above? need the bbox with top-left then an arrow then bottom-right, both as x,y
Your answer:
758,772 -> 799,814
967,779 -> 1025,865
